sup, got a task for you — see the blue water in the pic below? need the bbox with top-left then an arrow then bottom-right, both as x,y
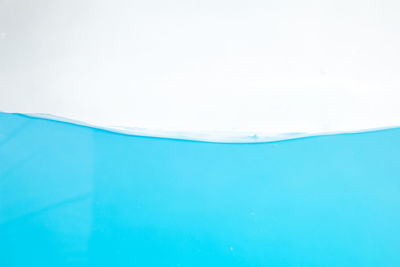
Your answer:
1,112 -> 400,266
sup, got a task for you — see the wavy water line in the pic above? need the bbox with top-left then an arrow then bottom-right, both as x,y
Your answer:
2,111 -> 400,143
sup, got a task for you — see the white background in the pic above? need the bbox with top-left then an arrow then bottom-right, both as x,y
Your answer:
1,0 -> 400,136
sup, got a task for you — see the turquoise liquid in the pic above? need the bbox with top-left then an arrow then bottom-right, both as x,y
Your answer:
1,112 -> 400,266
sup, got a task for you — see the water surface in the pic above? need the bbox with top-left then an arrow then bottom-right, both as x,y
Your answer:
1,112 -> 399,266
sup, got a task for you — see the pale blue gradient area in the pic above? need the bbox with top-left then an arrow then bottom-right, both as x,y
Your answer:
1,112 -> 400,266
